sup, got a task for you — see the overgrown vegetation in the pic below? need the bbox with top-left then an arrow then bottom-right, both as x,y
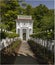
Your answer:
1,39 -> 21,55
28,40 -> 54,65
1,39 -> 22,64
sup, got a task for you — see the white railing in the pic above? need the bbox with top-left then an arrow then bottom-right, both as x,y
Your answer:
0,29 -> 20,51
0,37 -> 19,51
30,37 -> 54,51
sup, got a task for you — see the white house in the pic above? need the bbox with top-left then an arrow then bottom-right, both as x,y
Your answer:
16,15 -> 33,40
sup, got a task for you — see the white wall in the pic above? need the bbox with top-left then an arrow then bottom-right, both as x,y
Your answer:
16,15 -> 33,40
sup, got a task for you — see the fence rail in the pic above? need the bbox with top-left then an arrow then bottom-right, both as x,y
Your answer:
30,37 -> 54,51
0,37 -> 20,51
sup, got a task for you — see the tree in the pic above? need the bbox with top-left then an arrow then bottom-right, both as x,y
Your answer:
0,1 -> 54,34
34,4 -> 49,21
40,15 -> 54,31
0,0 -> 20,31
33,4 -> 54,33
25,5 -> 33,15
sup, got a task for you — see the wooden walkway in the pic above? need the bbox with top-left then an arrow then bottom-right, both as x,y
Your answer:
14,41 -> 39,64
18,41 -> 35,57
1,40 -> 39,64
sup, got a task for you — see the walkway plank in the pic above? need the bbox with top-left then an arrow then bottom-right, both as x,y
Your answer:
18,41 -> 35,58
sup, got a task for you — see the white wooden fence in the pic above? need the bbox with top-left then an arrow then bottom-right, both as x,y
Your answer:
0,37 -> 19,51
30,37 -> 54,51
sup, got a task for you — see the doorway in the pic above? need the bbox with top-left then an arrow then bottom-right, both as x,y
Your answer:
23,29 -> 26,40
23,33 -> 26,40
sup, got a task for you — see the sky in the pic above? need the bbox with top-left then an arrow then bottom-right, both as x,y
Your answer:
24,0 -> 54,9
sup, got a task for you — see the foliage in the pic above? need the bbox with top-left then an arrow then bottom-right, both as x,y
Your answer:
0,0 -> 20,31
0,23 -> 7,30
6,32 -> 19,38
0,31 -> 7,39
25,5 -> 33,15
40,15 -> 54,31
33,4 -> 54,33
0,31 -> 19,39
1,39 -> 21,55
30,31 -> 54,40
0,0 -> 54,40
34,4 -> 49,20
28,40 -> 54,64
